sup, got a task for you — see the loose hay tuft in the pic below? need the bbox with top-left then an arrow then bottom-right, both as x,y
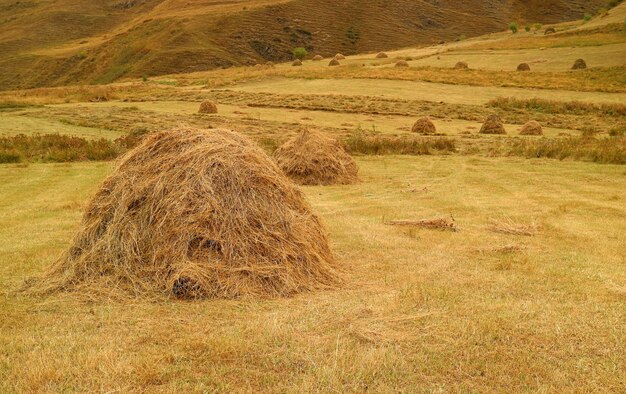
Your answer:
411,117 -> 436,134
519,120 -> 543,136
480,114 -> 506,135
198,101 -> 218,114
572,59 -> 587,70
517,63 -> 531,71
388,217 -> 457,232
27,128 -> 339,299
273,129 -> 358,186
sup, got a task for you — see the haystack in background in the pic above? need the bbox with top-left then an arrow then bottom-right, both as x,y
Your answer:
517,63 -> 530,71
273,130 -> 358,186
376,52 -> 388,58
412,117 -> 436,134
454,61 -> 469,70
312,55 -> 324,61
265,61 -> 275,67
334,53 -> 346,60
480,115 -> 506,134
544,27 -> 556,35
28,128 -> 338,299
292,59 -> 303,66
572,59 -> 587,70
395,60 -> 409,67
329,59 -> 341,66
519,120 -> 543,135
198,101 -> 218,114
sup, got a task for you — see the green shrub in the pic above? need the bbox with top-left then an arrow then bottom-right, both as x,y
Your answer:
525,24 -> 531,32
292,47 -> 308,61
533,23 -> 542,32
508,22 -> 519,34
583,13 -> 592,22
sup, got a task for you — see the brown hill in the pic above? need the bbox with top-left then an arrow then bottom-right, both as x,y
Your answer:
0,0 -> 607,90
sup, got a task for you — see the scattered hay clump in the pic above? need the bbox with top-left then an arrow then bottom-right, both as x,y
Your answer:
519,120 -> 543,136
454,61 -> 469,70
312,55 -> 323,61
376,52 -> 388,58
329,59 -> 341,67
27,128 -> 339,299
480,115 -> 507,135
411,117 -> 437,134
198,101 -> 218,114
572,59 -> 587,70
517,63 -> 531,71
395,60 -> 409,67
273,129 -> 358,186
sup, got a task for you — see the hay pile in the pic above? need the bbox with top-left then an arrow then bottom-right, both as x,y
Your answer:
480,115 -> 506,134
266,61 -> 275,67
454,61 -> 469,70
334,53 -> 346,60
29,128 -> 338,299
395,60 -> 409,67
544,27 -> 556,35
572,59 -> 587,70
198,101 -> 218,114
519,120 -> 543,135
292,59 -> 303,66
273,129 -> 358,186
313,55 -> 323,61
517,63 -> 530,71
329,59 -> 340,66
376,52 -> 388,58
412,117 -> 436,134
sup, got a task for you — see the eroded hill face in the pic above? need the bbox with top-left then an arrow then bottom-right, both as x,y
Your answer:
0,0 -> 608,90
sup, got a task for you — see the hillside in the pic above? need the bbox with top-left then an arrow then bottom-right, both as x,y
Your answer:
0,0 -> 609,90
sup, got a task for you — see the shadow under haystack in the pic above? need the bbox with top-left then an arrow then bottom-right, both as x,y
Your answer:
273,130 -> 359,186
27,128 -> 339,299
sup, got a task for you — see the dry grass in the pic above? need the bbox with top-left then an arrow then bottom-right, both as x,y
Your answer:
488,217 -> 539,236
506,135 -> 626,164
488,96 -> 626,116
388,217 -> 457,231
343,134 -> 456,155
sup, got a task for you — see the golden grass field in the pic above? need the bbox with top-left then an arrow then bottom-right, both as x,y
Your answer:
1,4 -> 626,392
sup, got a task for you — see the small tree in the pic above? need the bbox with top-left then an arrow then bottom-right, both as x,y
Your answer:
292,47 -> 308,60
508,22 -> 519,34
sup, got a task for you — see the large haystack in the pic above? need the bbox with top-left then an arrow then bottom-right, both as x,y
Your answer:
335,53 -> 346,60
29,128 -> 338,299
519,120 -> 543,135
480,115 -> 507,135
198,101 -> 218,114
572,59 -> 587,70
292,59 -> 303,67
273,130 -> 358,186
329,59 -> 340,66
395,60 -> 409,67
454,61 -> 469,70
376,52 -> 388,58
412,117 -> 436,134
313,55 -> 324,61
517,63 -> 531,71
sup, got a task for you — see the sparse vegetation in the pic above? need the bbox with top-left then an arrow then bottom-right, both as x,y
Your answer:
292,47 -> 308,60
509,22 -> 519,33
506,135 -> 626,164
487,97 -> 626,116
343,133 -> 456,155
0,134 -> 123,163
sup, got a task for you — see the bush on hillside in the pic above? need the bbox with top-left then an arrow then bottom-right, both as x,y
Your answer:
293,47 -> 308,61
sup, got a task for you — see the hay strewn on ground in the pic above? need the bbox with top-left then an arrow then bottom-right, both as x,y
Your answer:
517,63 -> 530,71
519,120 -> 543,135
27,128 -> 339,299
395,60 -> 409,67
198,101 -> 218,114
412,117 -> 436,134
572,59 -> 587,70
454,61 -> 469,70
480,115 -> 506,134
273,129 -> 358,186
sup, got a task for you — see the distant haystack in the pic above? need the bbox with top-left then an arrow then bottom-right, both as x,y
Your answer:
27,128 -> 339,299
266,61 -> 275,67
292,59 -> 303,67
329,59 -> 341,66
480,115 -> 506,135
544,27 -> 556,35
454,61 -> 469,70
572,59 -> 587,70
517,63 -> 531,71
376,52 -> 388,58
412,117 -> 436,134
395,60 -> 409,67
334,53 -> 346,60
519,120 -> 543,135
313,55 -> 324,61
273,129 -> 358,186
198,101 -> 217,114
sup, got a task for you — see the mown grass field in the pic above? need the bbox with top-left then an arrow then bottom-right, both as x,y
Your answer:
1,5 -> 626,392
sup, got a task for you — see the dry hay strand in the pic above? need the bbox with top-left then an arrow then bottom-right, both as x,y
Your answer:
328,59 -> 341,67
292,59 -> 303,67
411,117 -> 436,134
519,120 -> 543,136
388,217 -> 457,232
517,63 -> 531,71
572,59 -> 587,70
454,61 -> 469,70
198,100 -> 218,114
27,128 -> 339,299
395,60 -> 409,67
376,52 -> 388,59
334,53 -> 346,60
488,217 -> 538,236
273,129 -> 358,186
312,55 -> 323,61
480,114 -> 506,135
544,27 -> 556,35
